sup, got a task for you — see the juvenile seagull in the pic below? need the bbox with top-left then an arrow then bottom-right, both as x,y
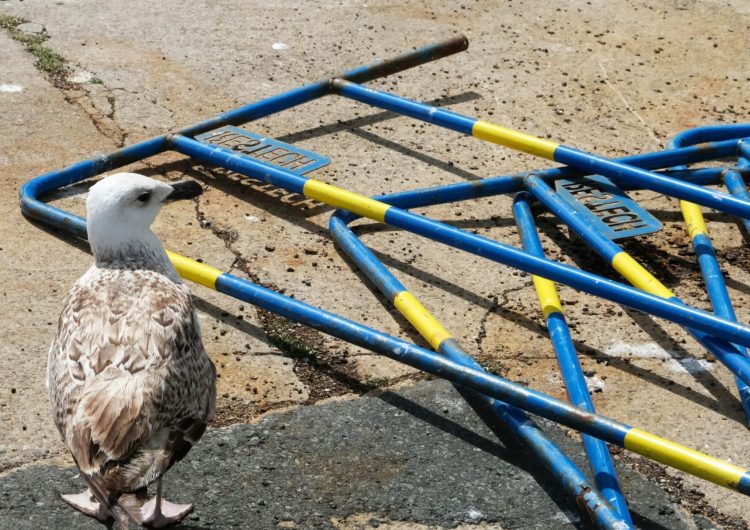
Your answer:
48,173 -> 216,528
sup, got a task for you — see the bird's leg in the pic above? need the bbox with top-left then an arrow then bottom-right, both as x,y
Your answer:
61,489 -> 111,522
140,477 -> 193,528
68,473 -> 132,529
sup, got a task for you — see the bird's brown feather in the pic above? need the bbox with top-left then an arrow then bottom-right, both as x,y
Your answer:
48,265 -> 216,492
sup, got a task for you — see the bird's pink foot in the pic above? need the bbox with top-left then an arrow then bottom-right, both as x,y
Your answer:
61,489 -> 111,522
140,498 -> 193,528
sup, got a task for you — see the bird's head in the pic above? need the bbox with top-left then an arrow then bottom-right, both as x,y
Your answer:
86,172 -> 202,262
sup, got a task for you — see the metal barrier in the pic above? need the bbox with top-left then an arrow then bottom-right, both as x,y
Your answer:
513,193 -> 631,524
668,125 -> 750,426
19,35 -> 750,529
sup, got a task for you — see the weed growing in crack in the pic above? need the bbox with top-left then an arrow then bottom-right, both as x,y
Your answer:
0,14 -> 25,30
265,319 -> 319,362
0,14 -> 67,78
364,377 -> 388,389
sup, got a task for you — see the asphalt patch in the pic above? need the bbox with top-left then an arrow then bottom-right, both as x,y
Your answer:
0,380 -> 710,529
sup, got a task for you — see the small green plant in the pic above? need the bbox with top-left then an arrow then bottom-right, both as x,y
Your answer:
0,14 -> 26,30
0,14 -> 66,76
365,377 -> 388,389
90,76 -> 103,85
265,320 -> 318,361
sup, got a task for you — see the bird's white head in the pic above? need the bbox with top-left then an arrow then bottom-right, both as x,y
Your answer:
86,172 -> 202,265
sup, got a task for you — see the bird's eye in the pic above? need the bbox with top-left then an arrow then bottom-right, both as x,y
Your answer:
137,192 -> 151,203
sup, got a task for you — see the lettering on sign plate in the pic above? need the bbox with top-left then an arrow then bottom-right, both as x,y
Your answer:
554,176 -> 662,240
195,126 -> 331,211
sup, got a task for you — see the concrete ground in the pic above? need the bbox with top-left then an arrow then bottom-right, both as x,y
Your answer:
1,0 -> 749,528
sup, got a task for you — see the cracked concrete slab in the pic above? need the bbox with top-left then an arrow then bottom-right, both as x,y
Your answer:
0,29 -> 118,472
2,0 -> 750,527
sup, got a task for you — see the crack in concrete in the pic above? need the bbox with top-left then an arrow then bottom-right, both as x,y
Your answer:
475,283 -> 530,361
56,78 -> 127,147
475,294 -> 499,358
108,86 -> 179,130
188,193 -> 390,420
598,60 -> 661,147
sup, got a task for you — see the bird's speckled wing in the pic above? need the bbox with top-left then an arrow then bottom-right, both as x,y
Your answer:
48,266 -> 216,482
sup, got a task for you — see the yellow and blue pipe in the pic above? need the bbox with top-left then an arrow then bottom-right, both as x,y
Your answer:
330,79 -> 750,220
523,173 -> 750,389
664,124 -> 750,235
668,126 -> 750,426
145,249 -> 750,498
513,193 -> 632,526
329,210 -> 630,529
168,133 -> 750,352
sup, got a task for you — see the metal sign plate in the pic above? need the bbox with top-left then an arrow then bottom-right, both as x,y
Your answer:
196,126 -> 330,175
554,175 -> 662,240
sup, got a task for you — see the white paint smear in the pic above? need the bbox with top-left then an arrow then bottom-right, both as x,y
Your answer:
606,341 -> 670,359
272,42 -> 288,50
585,374 -> 606,393
69,70 -> 93,84
605,341 -> 715,374
0,84 -> 23,93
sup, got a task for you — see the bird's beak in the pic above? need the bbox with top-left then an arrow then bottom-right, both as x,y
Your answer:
165,180 -> 203,202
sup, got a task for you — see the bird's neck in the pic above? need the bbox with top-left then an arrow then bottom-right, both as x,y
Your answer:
90,229 -> 181,282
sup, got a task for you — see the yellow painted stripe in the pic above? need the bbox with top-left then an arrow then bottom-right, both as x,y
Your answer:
531,275 -> 563,318
612,252 -> 675,299
303,179 -> 390,222
472,120 -> 558,160
393,291 -> 452,350
166,250 -> 222,289
680,201 -> 708,239
625,428 -> 745,490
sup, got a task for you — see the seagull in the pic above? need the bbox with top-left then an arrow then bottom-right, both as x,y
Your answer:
47,173 -> 216,528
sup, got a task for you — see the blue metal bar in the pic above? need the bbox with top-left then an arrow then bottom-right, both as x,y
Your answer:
668,128 -> 750,425
169,133 -> 750,350
553,145 -> 750,221
524,173 -> 750,388
663,124 -> 750,146
513,193 -> 632,526
722,170 -> 750,235
179,35 -> 469,137
212,273 -> 636,444
19,34 -> 469,211
740,141 -> 750,165
330,212 -> 627,529
694,231 -> 750,420
740,147 -> 750,234
374,166 -> 724,216
332,79 -> 750,219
